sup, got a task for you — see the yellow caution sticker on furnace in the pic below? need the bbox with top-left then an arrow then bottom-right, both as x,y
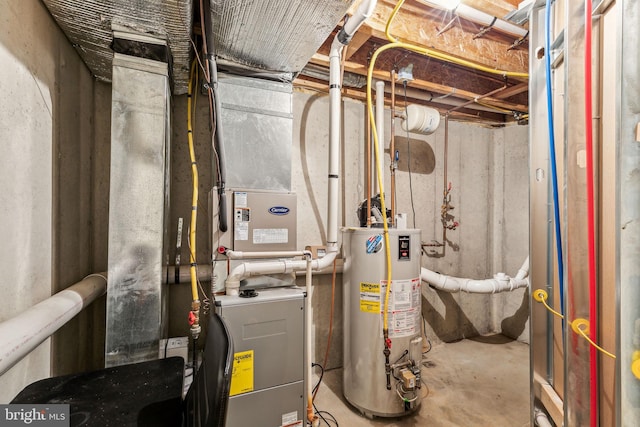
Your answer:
360,282 -> 380,313
230,350 -> 254,396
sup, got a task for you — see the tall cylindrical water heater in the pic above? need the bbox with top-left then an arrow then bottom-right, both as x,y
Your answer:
342,228 -> 423,417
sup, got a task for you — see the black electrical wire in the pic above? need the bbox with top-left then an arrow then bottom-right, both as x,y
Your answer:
310,363 -> 339,427
403,81 -> 417,228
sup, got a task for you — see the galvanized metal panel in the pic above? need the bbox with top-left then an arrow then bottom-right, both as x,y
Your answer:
564,0 -> 592,424
215,287 -> 305,427
210,0 -> 354,74
41,0 -> 193,94
618,0 -> 640,424
106,53 -> 170,367
218,74 -> 293,192
528,5 -> 553,422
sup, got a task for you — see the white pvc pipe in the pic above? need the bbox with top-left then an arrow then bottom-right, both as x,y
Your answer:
375,80 -> 385,195
304,256 -> 315,424
534,409 -> 554,427
342,0 -> 377,37
0,274 -> 107,377
224,250 -> 308,260
225,252 -> 337,295
421,257 -> 529,294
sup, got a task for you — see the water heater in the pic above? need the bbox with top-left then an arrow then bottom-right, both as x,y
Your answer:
342,228 -> 423,417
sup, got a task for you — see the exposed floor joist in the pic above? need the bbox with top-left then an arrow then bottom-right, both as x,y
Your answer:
295,0 -> 530,124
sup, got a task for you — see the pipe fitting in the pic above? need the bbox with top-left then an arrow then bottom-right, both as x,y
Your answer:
225,279 -> 240,296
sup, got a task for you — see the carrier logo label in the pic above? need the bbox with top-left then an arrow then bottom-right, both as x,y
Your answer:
366,235 -> 383,254
268,206 -> 290,215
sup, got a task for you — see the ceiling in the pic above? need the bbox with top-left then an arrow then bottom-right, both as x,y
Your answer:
42,0 -> 529,124
295,0 -> 530,124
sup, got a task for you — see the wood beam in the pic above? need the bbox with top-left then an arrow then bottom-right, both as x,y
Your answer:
366,1 -> 528,76
494,82 -> 528,99
309,53 -> 528,113
345,26 -> 374,60
293,77 -> 508,123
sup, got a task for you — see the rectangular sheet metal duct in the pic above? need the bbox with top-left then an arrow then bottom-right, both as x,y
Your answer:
218,74 -> 293,191
106,52 -> 171,367
41,0 -> 192,94
209,0 -> 354,75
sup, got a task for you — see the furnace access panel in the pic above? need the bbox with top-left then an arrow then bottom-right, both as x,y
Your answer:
212,189 -> 297,252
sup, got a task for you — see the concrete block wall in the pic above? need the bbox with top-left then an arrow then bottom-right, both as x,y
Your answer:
0,0 -> 110,402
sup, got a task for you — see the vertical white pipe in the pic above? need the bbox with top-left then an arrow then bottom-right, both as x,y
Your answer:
328,41 -> 342,248
375,81 -> 385,195
305,256 -> 315,423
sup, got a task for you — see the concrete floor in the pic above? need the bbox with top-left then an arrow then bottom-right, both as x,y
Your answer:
313,336 -> 530,427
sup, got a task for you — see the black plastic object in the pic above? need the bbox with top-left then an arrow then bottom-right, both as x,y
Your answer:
12,357 -> 184,427
185,313 -> 234,427
239,289 -> 258,298
357,194 -> 391,227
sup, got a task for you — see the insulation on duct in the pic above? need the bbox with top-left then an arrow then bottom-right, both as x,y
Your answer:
41,0 -> 193,94
209,0 -> 355,75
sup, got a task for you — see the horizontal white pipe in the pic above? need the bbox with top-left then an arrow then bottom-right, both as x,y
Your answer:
422,0 -> 528,38
226,251 -> 337,295
224,249 -> 308,260
421,257 -> 529,293
0,274 -> 107,377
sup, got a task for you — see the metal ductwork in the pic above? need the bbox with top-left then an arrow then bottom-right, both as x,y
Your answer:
209,0 -> 356,78
41,0 -> 193,94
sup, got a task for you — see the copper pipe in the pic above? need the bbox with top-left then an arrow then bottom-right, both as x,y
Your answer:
446,84 -> 508,114
366,105 -> 372,227
442,114 -> 449,247
443,114 -> 449,196
390,70 -> 397,226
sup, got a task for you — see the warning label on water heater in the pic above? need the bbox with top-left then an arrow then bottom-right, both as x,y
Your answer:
359,282 -> 381,313
379,278 -> 421,338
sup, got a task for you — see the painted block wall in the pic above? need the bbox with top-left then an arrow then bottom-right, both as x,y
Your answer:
0,0 -> 109,402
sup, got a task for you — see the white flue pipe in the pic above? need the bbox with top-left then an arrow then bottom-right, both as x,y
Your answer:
421,257 -> 529,293
224,0 -> 377,294
0,274 -> 107,376
224,250 -> 308,260
304,256 -> 315,424
375,80 -> 385,195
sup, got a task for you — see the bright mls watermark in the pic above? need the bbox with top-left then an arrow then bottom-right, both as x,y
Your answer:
0,405 -> 69,426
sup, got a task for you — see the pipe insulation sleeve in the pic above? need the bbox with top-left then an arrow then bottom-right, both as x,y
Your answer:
0,274 -> 107,376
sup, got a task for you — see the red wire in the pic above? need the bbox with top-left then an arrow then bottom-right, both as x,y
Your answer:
584,1 -> 598,426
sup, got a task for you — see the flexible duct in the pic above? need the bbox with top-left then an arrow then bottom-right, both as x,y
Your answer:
0,274 -> 107,377
420,257 -> 529,293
